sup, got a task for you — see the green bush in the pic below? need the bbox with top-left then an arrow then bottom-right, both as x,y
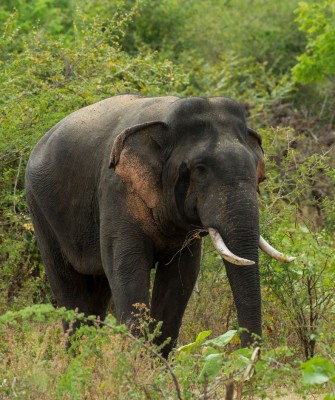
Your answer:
0,0 -> 75,37
292,0 -> 335,84
1,305 -> 333,398
122,0 -> 308,72
259,127 -> 335,359
290,1 -> 335,124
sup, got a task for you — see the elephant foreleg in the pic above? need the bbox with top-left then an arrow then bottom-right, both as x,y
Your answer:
150,240 -> 201,358
102,229 -> 154,334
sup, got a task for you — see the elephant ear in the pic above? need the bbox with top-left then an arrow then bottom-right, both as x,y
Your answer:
109,121 -> 168,209
247,127 -> 266,185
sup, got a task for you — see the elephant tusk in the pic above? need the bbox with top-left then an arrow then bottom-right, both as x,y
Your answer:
259,236 -> 296,263
208,228 -> 255,266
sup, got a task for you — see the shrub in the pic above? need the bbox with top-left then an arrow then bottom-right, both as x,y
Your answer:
1,306 -> 333,399
292,0 -> 335,84
259,127 -> 335,359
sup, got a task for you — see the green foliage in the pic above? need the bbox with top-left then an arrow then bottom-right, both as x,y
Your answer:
0,303 -> 72,324
197,331 -> 239,384
122,0 -> 187,56
0,302 -> 332,398
259,127 -> 335,359
204,330 -> 238,349
177,327 -> 324,397
123,0 -> 307,72
182,54 -> 293,109
301,355 -> 335,399
292,0 -> 335,83
177,329 -> 212,355
0,0 -> 75,37
301,356 -> 335,385
1,305 -> 170,399
119,0 -> 307,108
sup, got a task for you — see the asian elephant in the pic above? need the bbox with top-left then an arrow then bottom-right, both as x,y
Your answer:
25,95 -> 294,357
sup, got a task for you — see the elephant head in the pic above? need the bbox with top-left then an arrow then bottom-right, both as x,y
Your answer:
109,96 -> 294,346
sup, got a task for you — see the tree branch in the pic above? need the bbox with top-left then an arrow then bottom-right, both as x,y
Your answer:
235,347 -> 260,400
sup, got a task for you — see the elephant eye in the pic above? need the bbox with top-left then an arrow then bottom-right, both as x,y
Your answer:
194,164 -> 207,174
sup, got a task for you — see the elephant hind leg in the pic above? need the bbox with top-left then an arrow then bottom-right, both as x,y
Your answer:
39,236 -> 111,336
59,273 -> 111,338
41,244 -> 111,329
27,194 -> 111,333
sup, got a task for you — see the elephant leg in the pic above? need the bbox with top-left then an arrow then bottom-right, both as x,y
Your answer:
27,195 -> 111,333
57,273 -> 111,337
150,240 -> 201,358
102,229 -> 154,334
40,242 -> 111,336
39,242 -> 111,334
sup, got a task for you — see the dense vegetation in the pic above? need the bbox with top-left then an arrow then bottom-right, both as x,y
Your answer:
1,0 -> 334,398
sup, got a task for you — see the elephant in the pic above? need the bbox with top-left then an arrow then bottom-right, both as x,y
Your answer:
25,94 -> 294,357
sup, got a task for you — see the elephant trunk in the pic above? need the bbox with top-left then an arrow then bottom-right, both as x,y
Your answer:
205,192 -> 262,346
224,246 -> 262,346
223,230 -> 261,346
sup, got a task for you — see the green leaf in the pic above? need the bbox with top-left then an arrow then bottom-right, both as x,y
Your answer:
195,330 -> 213,344
198,353 -> 224,383
177,330 -> 212,354
202,346 -> 220,357
301,357 -> 335,386
204,330 -> 237,348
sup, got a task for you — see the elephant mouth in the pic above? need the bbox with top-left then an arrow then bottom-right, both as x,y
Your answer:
208,228 -> 295,266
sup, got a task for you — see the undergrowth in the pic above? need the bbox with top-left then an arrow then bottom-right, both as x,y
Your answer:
1,305 -> 334,399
